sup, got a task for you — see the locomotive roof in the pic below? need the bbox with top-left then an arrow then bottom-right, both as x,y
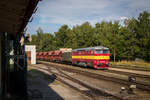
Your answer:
72,46 -> 109,51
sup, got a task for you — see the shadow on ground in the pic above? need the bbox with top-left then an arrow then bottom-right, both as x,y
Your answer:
28,69 -> 64,100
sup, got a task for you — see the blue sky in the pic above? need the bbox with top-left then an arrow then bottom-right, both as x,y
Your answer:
26,0 -> 150,34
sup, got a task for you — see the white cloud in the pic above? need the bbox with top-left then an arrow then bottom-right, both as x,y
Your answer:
120,16 -> 128,20
35,0 -> 124,26
129,0 -> 150,9
36,0 -> 114,24
27,0 -> 150,34
38,0 -> 111,16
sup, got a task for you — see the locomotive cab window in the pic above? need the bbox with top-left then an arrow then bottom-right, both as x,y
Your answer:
103,50 -> 110,54
95,50 -> 103,54
95,50 -> 110,54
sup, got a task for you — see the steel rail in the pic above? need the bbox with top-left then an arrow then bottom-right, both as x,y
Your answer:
31,65 -> 122,100
39,61 -> 150,92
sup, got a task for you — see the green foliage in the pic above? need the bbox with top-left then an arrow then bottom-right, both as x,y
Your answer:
72,22 -> 94,48
29,11 -> 150,61
54,25 -> 71,48
28,27 -> 56,51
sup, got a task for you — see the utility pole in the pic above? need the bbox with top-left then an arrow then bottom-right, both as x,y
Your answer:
113,29 -> 116,62
114,41 -> 116,62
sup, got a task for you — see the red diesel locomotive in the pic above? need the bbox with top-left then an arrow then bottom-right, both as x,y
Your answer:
36,46 -> 110,69
72,46 -> 110,69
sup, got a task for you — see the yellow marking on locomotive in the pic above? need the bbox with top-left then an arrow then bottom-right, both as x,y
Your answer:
72,56 -> 110,60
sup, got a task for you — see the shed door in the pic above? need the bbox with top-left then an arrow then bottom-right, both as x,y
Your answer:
26,51 -> 31,65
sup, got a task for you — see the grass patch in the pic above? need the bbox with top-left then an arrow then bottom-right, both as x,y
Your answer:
111,61 -> 150,71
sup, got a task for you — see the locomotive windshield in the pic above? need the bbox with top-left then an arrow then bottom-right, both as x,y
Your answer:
95,50 -> 109,54
103,50 -> 110,54
95,50 -> 103,54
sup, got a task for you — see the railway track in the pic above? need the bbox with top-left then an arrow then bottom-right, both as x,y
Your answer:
111,65 -> 150,72
31,61 -> 150,100
37,61 -> 150,92
31,65 -> 120,100
38,60 -> 150,79
105,68 -> 150,79
50,67 -> 119,100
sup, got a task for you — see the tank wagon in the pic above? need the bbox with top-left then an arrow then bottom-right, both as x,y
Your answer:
36,46 -> 110,69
